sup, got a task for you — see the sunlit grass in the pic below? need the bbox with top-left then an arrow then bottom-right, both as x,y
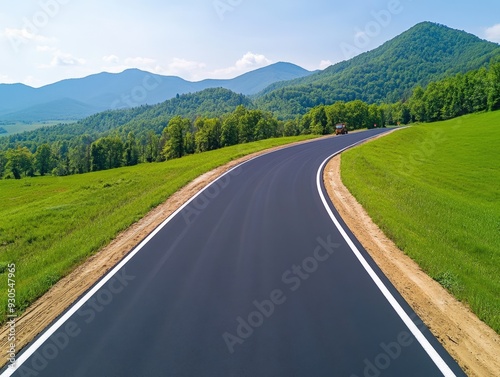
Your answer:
341,111 -> 500,333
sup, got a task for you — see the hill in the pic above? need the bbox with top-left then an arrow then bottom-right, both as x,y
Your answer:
0,63 -> 312,122
255,22 -> 500,118
0,88 -> 252,149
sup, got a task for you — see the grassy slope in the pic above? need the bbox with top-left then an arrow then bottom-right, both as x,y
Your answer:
341,111 -> 500,333
0,135 -> 317,321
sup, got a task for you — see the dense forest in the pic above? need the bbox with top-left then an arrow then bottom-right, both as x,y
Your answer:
255,22 -> 500,118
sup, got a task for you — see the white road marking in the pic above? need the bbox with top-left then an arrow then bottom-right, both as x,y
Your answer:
316,134 -> 457,377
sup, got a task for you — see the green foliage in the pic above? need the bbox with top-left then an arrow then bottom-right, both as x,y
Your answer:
162,116 -> 191,160
34,144 -> 52,176
255,22 -> 500,118
488,63 -> 500,111
123,132 -> 139,166
341,111 -> 500,333
195,117 -> 222,153
5,147 -> 34,179
90,136 -> 124,172
407,62 -> 499,122
0,88 -> 250,153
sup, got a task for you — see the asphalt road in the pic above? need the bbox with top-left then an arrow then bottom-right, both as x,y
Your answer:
3,129 -> 466,377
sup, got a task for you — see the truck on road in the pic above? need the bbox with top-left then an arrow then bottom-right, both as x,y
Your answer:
335,124 -> 348,135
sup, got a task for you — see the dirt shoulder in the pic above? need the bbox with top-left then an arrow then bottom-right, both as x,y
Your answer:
324,153 -> 500,377
0,136 -> 325,368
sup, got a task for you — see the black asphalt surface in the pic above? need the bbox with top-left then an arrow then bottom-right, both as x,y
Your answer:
3,130 -> 466,377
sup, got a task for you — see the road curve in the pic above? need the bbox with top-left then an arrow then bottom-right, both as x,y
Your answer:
2,129 -> 466,377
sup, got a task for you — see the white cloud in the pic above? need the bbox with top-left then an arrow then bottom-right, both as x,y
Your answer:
319,60 -> 332,70
210,52 -> 272,78
85,53 -> 272,82
0,74 -> 13,83
51,51 -> 86,67
23,75 -> 44,87
102,54 -> 120,64
1,27 -> 53,44
485,24 -> 500,43
98,56 -> 207,79
161,58 -> 207,78
36,45 -> 56,52
39,50 -> 86,68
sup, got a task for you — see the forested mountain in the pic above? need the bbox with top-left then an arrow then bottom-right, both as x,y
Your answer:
0,88 -> 252,151
0,63 -> 312,122
255,22 -> 500,118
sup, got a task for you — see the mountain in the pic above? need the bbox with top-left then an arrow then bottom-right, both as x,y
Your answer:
0,62 -> 312,122
255,22 -> 500,117
196,62 -> 314,95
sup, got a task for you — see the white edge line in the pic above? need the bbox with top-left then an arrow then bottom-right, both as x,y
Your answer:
2,137 -> 322,376
315,134 -> 456,377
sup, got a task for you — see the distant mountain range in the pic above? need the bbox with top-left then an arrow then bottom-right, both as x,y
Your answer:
0,62 -> 313,122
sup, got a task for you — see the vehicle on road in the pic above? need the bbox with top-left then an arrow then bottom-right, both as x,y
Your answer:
335,124 -> 348,135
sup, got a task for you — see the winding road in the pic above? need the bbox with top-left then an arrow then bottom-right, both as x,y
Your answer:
2,129 -> 466,377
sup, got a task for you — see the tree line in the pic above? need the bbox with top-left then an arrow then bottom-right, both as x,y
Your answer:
0,106 -> 281,178
1,61 -> 499,180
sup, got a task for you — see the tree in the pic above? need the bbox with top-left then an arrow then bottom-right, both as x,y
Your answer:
283,120 -> 300,136
195,117 -> 222,152
345,100 -> 369,130
68,135 -> 93,174
90,136 -> 124,171
368,104 -> 382,128
52,141 -> 70,176
6,147 -> 33,179
144,131 -> 160,163
408,86 -> 426,122
254,112 -> 278,140
487,62 -> 500,111
184,131 -> 196,155
325,101 -> 347,129
0,151 -> 7,178
162,116 -> 191,160
221,115 -> 239,147
423,82 -> 444,122
90,140 -> 106,172
35,144 -> 52,176
123,132 -> 139,166
310,106 -> 329,135
238,110 -> 260,143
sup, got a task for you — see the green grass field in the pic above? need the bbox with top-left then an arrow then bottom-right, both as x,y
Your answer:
0,135 -> 317,322
0,121 -> 75,136
341,111 -> 500,333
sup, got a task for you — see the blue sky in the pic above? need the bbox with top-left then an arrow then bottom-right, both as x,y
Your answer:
1,0 -> 499,87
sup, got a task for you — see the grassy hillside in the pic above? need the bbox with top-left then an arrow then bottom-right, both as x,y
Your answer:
256,22 -> 500,117
341,111 -> 500,333
0,135 -> 317,322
